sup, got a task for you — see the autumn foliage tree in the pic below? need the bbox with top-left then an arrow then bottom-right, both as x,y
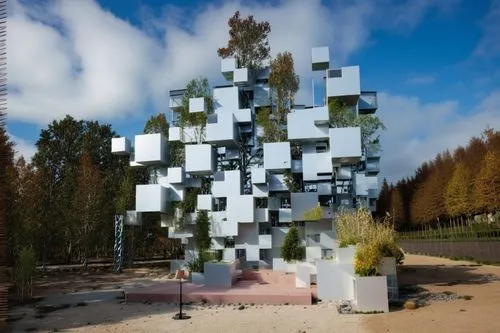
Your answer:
73,151 -> 105,264
257,52 -> 300,143
217,11 -> 271,69
444,162 -> 472,218
378,128 -> 500,230
473,150 -> 500,213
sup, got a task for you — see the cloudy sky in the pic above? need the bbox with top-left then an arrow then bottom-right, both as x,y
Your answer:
7,0 -> 500,184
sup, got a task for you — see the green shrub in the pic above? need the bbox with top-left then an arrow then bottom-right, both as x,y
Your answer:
16,247 -> 37,301
281,225 -> 305,263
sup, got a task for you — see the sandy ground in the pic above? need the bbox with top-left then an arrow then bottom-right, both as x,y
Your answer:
8,255 -> 500,333
365,255 -> 500,333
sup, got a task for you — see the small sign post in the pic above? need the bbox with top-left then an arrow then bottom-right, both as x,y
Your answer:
172,270 -> 191,320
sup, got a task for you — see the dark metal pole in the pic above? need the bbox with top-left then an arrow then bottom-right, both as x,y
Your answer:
172,276 -> 190,320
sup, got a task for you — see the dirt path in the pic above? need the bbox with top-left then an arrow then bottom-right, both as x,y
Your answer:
363,255 -> 500,333
9,255 -> 500,333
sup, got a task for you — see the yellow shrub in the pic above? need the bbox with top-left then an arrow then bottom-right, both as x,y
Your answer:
303,203 -> 322,221
337,208 -> 404,276
354,242 -> 380,276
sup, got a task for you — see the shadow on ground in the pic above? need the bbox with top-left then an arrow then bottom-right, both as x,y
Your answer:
398,263 -> 498,286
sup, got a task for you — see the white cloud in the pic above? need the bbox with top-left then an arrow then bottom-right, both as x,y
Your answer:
8,0 -> 449,126
474,0 -> 500,58
8,133 -> 37,162
378,90 -> 500,184
8,0 -> 475,182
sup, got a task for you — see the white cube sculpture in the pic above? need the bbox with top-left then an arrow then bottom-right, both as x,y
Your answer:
291,192 -> 319,221
234,68 -> 249,85
111,137 -> 131,155
264,142 -> 291,171
326,66 -> 361,99
167,167 -> 185,184
227,195 -> 254,223
197,194 -> 214,211
169,127 -> 182,142
185,144 -> 215,175
134,133 -> 168,165
189,97 -> 206,113
251,168 -> 267,184
135,184 -> 168,213
312,46 -> 330,71
221,58 -> 237,80
258,234 -> 272,249
329,127 -> 362,164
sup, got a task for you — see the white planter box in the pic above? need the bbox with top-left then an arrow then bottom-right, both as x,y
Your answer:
316,260 -> 355,301
337,245 -> 356,264
354,275 -> 389,313
204,261 -> 238,288
191,272 -> 205,285
296,263 -> 312,288
272,258 -> 297,272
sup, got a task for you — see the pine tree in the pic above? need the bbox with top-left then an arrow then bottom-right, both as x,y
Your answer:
390,187 -> 405,227
281,225 -> 304,263
194,210 -> 211,253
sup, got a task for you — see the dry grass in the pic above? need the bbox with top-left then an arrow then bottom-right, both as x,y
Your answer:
336,208 -> 403,276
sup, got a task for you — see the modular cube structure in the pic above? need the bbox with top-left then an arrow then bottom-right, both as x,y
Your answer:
110,46 -> 381,270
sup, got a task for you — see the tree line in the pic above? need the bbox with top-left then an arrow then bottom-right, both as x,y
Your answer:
377,128 -> 500,230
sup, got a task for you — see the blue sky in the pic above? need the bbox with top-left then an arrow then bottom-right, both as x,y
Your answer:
7,0 -> 500,183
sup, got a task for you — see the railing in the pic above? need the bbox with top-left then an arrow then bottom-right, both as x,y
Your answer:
397,224 -> 500,241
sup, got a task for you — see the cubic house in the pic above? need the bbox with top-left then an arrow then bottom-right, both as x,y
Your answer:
111,46 -> 380,270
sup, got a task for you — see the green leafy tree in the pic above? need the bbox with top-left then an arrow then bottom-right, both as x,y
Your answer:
32,115 -> 127,263
328,98 -> 386,151
217,11 -> 271,69
177,77 -> 213,144
281,225 -> 304,263
143,113 -> 169,136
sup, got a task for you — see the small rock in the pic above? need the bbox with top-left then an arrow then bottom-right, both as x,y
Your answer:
404,300 -> 417,310
238,305 -> 245,310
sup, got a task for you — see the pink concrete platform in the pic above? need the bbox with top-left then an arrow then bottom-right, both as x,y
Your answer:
125,270 -> 315,305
